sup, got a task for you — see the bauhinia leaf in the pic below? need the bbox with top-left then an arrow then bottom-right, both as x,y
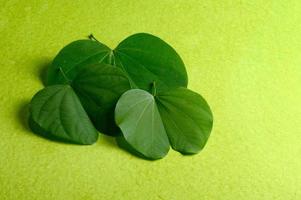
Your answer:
47,33 -> 188,93
113,33 -> 188,92
115,87 -> 213,158
34,32 -> 213,159
47,39 -> 112,85
115,89 -> 170,159
29,85 -> 98,144
72,63 -> 131,135
156,88 -> 213,154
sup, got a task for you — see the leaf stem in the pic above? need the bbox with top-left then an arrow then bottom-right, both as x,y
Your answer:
109,50 -> 115,65
88,34 -> 100,43
59,67 -> 71,83
152,81 -> 157,96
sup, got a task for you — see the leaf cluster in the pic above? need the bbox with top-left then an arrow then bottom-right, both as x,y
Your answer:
29,33 -> 213,160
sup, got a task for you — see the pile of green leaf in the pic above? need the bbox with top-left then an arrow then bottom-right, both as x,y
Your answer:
29,33 -> 213,160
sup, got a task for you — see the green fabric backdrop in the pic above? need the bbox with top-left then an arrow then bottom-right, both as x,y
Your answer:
0,1 -> 300,199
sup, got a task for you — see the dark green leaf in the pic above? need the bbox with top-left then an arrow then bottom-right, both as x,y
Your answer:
156,88 -> 213,154
28,115 -> 80,144
47,33 -> 188,93
115,89 -> 170,159
28,115 -> 49,137
29,85 -> 98,144
72,63 -> 131,135
114,33 -> 188,92
47,40 -> 111,85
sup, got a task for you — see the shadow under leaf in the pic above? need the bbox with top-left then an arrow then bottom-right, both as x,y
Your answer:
35,58 -> 51,86
17,100 -> 31,132
116,136 -> 155,160
28,115 -> 88,145
99,133 -> 117,148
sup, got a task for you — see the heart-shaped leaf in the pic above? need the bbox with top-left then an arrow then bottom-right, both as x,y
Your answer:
47,33 -> 187,93
115,88 -> 213,158
113,33 -> 188,92
156,88 -> 213,154
72,63 -> 131,135
29,85 -> 98,144
115,89 -> 170,159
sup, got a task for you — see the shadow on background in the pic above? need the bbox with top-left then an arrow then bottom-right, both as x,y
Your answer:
100,134 -> 117,148
35,59 -> 51,86
17,58 -> 51,133
17,100 -> 31,132
16,59 -> 79,145
116,136 -> 154,160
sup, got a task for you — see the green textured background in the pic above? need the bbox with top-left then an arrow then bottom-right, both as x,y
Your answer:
1,1 -> 300,199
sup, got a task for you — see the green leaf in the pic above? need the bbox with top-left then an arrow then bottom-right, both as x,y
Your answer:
28,115 -> 49,137
28,115 -> 77,144
47,39 -> 111,85
114,33 -> 188,92
47,33 -> 188,93
72,63 -> 131,135
115,89 -> 170,159
115,87 -> 213,157
29,85 -> 98,144
115,136 -> 150,160
156,88 -> 213,154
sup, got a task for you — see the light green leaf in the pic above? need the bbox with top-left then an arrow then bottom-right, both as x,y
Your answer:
156,88 -> 213,154
72,63 -> 131,135
115,87 -> 213,157
115,89 -> 170,159
47,39 -> 111,85
29,85 -> 98,144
